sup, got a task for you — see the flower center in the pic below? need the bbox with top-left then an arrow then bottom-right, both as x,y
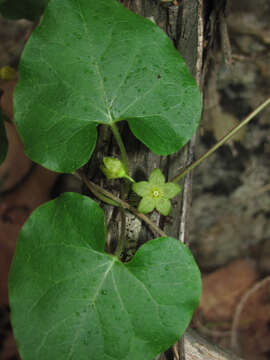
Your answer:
151,187 -> 161,198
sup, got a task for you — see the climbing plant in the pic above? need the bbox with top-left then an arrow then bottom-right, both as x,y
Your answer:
7,1 -> 202,359
2,0 -> 269,359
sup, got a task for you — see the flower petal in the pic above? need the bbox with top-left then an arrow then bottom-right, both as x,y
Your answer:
132,181 -> 151,197
163,182 -> 181,199
138,196 -> 155,214
149,168 -> 165,185
156,198 -> 171,216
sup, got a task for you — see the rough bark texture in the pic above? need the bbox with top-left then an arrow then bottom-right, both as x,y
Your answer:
184,330 -> 243,360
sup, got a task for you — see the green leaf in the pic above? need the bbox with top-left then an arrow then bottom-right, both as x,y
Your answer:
14,0 -> 201,173
9,192 -> 201,360
0,108 -> 8,165
0,0 -> 48,20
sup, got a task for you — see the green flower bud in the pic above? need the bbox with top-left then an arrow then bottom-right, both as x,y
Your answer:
101,157 -> 134,182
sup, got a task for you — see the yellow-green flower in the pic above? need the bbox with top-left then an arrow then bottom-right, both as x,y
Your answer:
132,168 -> 181,216
101,157 -> 134,182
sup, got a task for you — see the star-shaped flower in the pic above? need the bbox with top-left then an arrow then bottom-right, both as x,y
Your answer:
132,168 -> 181,216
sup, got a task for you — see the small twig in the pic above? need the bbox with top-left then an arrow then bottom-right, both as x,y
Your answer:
173,343 -> 180,360
105,206 -> 115,253
185,329 -> 244,360
77,170 -> 167,238
0,163 -> 37,196
193,312 -> 231,337
230,276 -> 270,354
178,135 -> 196,245
83,176 -> 119,207
172,96 -> 270,183
114,208 -> 126,258
195,0 -> 204,89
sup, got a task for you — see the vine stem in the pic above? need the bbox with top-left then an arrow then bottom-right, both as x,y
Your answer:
77,170 -> 167,238
109,122 -> 131,256
172,96 -> 270,183
74,171 -> 119,207
110,122 -> 130,174
114,208 -> 126,258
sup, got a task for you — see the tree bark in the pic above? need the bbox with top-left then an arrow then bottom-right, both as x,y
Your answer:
183,330 -> 243,360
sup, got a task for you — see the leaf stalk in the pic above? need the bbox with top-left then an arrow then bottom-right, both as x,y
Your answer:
110,122 -> 130,174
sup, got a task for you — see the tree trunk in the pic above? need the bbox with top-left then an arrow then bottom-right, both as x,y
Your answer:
85,0 -> 243,359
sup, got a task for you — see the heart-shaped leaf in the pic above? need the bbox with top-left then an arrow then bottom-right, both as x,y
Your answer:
0,108 -> 8,165
0,0 -> 48,20
9,192 -> 201,360
14,0 -> 201,173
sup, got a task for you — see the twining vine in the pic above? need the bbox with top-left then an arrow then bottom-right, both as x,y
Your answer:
0,0 -> 269,359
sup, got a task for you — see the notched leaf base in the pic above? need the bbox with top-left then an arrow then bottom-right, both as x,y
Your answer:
9,193 -> 201,360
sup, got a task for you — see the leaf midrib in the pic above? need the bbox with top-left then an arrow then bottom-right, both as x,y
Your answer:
67,257 -> 116,359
